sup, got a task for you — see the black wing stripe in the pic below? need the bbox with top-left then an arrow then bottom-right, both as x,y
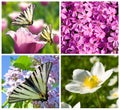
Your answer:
38,66 -> 44,83
30,71 -> 41,91
25,78 -> 40,93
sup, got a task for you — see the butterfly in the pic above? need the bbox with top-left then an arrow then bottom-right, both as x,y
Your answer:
40,25 -> 53,44
8,62 -> 52,103
12,4 -> 35,26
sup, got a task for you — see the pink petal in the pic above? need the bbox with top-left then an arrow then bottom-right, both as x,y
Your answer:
6,31 -> 15,38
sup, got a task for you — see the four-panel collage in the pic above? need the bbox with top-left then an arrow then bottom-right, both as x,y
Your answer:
1,1 -> 119,109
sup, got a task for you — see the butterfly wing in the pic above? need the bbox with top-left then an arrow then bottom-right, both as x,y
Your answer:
40,25 -> 53,44
8,62 -> 52,103
12,4 -> 34,26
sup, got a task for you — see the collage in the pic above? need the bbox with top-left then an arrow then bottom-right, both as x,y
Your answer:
1,0 -> 119,109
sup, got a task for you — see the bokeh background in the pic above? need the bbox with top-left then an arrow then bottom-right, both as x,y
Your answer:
61,55 -> 118,108
2,2 -> 59,53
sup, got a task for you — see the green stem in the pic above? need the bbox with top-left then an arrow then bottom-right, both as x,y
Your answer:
2,100 -> 8,108
95,92 -> 101,108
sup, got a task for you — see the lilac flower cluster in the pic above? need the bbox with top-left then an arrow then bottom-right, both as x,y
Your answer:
3,66 -> 29,96
61,2 -> 118,54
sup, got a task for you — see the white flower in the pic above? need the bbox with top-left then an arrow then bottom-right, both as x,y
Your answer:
112,55 -> 118,58
107,88 -> 118,100
108,75 -> 117,86
109,104 -> 117,108
90,56 -> 99,64
61,102 -> 80,108
113,66 -> 119,73
65,62 -> 113,94
109,99 -> 119,108
61,102 -> 71,108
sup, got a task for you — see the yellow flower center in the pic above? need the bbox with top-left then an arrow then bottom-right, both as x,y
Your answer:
83,75 -> 99,88
112,92 -> 118,97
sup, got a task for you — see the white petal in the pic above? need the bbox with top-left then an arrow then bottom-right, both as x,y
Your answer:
65,82 -> 81,93
109,104 -> 118,108
65,81 -> 101,94
107,88 -> 118,100
108,75 -> 117,86
91,62 -> 105,77
90,56 -> 99,64
100,69 -> 113,84
61,102 -> 72,108
6,31 -> 15,38
72,69 -> 91,82
113,66 -> 119,72
73,102 -> 81,108
86,86 -> 101,93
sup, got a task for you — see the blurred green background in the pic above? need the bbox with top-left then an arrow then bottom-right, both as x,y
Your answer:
2,2 -> 59,53
61,56 -> 118,108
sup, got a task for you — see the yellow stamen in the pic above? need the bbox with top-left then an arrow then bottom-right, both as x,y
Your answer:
83,75 -> 99,88
112,93 -> 118,97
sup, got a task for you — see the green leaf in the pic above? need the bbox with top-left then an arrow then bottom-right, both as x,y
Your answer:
8,103 -> 16,108
2,87 -> 7,93
14,102 -> 23,108
2,36 -> 14,53
52,82 -> 59,88
10,57 -> 16,66
2,79 -> 5,84
23,100 -> 33,108
2,79 -> 6,93
13,56 -> 33,70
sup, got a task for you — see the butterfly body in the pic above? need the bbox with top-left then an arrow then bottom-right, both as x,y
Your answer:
8,62 -> 52,103
40,25 -> 53,44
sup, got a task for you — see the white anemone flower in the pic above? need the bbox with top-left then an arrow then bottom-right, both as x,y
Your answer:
65,62 -> 113,94
90,56 -> 100,64
61,102 -> 80,108
108,75 -> 117,86
107,88 -> 118,100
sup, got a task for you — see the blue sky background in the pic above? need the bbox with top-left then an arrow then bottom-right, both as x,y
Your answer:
2,55 -> 18,105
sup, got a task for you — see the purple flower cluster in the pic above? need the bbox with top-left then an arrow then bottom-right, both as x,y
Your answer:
61,2 -> 118,54
3,66 -> 29,96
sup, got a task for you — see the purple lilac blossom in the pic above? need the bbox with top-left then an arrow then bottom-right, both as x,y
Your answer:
61,2 -> 118,54
3,66 -> 30,96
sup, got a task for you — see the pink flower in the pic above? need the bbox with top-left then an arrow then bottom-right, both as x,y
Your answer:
28,19 -> 44,34
18,2 -> 30,11
53,33 -> 59,44
8,12 -> 20,20
106,7 -> 116,21
2,18 -> 7,32
6,27 -> 46,53
108,33 -> 118,48
40,2 -> 49,6
82,23 -> 93,36
2,2 -> 7,5
78,10 -> 92,24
